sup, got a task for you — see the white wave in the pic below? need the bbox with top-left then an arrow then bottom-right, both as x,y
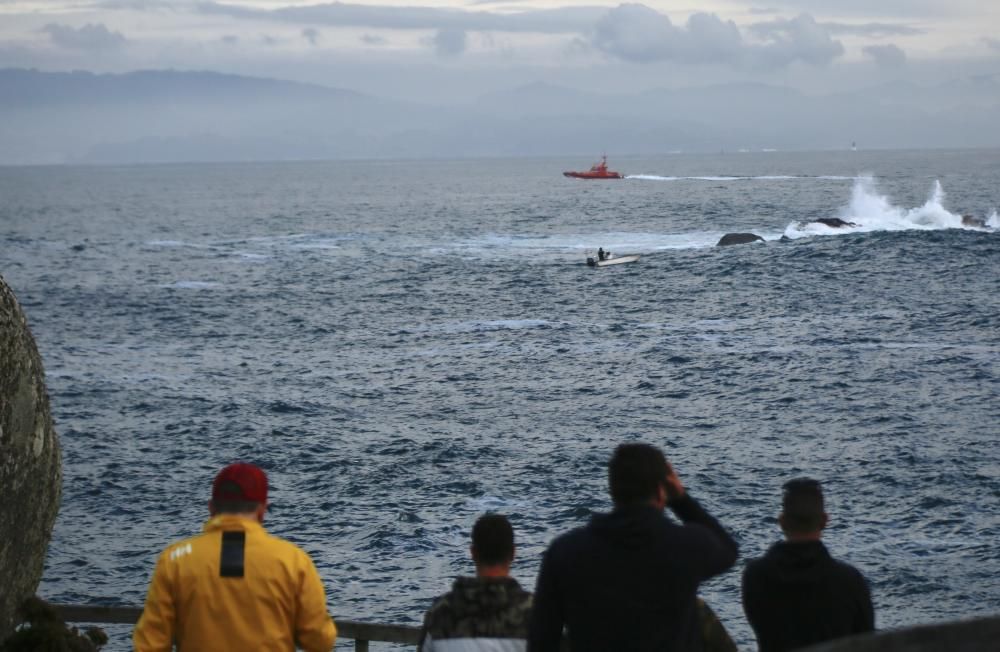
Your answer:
469,495 -> 532,512
430,319 -> 565,334
288,239 -> 343,250
219,233 -> 350,250
159,281 -> 222,289
233,251 -> 269,260
988,210 -> 999,228
146,239 -> 192,247
783,177 -> 996,239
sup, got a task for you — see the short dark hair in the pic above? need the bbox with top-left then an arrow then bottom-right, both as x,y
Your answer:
471,514 -> 514,566
782,478 -> 825,533
608,443 -> 668,505
211,500 -> 262,514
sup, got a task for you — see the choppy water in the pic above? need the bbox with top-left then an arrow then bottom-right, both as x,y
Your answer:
2,149 -> 999,650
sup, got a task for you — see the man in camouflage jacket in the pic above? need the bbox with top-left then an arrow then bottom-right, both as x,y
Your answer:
419,514 -> 532,652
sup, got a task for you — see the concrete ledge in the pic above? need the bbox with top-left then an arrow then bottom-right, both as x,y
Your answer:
799,614 -> 1000,652
54,604 -> 1000,651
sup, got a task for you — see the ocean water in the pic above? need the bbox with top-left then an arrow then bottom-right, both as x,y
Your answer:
2,149 -> 999,650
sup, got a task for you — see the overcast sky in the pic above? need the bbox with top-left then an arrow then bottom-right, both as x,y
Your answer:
1,1 -> 998,101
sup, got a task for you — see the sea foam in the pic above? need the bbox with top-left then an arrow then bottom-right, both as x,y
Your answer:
783,177 -> 994,239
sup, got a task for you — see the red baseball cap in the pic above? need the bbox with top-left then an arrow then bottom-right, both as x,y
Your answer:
212,463 -> 268,504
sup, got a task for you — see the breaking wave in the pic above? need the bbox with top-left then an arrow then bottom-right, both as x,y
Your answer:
784,176 -> 997,239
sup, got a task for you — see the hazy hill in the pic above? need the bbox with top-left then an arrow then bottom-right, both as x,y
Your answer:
0,68 -> 997,164
0,68 -> 450,164
0,68 -> 363,107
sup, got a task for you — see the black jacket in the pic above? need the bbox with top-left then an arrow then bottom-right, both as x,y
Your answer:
742,540 -> 874,652
528,495 -> 739,652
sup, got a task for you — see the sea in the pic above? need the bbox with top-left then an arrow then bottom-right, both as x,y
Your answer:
2,149 -> 999,650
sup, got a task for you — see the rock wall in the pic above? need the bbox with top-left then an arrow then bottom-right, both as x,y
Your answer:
0,275 -> 62,639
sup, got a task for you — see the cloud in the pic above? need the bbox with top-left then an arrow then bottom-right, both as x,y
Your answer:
863,43 -> 907,68
822,22 -> 923,37
195,2 -> 605,34
431,28 -> 467,56
302,27 -> 320,45
590,5 -> 741,64
984,37 -> 1000,52
752,0 -> 981,18
93,0 -> 179,9
41,23 -> 127,50
361,34 -> 387,46
591,6 -> 842,68
221,35 -> 239,45
746,14 -> 844,66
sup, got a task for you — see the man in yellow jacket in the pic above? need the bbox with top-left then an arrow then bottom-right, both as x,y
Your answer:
134,463 -> 337,651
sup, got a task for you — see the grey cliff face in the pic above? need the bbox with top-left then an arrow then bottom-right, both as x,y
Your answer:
0,275 -> 62,639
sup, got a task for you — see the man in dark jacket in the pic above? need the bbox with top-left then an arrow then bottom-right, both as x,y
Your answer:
419,514 -> 532,652
528,443 -> 739,652
742,478 -> 874,652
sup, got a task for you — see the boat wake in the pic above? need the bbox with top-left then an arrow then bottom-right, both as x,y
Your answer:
783,176 -> 998,239
454,231 -> 741,257
626,174 -> 856,181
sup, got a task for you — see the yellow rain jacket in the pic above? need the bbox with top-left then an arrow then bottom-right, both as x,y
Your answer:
134,514 -> 337,652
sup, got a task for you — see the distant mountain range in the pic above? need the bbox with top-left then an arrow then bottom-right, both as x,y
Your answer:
1,68 -> 998,164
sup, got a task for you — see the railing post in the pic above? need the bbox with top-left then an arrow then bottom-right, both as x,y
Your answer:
355,639 -> 369,652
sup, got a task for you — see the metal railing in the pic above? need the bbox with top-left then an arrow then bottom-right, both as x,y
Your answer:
54,604 -> 421,651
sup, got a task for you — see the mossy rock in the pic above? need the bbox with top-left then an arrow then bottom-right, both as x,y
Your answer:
0,276 -> 62,639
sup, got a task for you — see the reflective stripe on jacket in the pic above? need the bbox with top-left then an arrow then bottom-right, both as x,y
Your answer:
133,514 -> 336,652
419,577 -> 531,652
423,636 -> 526,652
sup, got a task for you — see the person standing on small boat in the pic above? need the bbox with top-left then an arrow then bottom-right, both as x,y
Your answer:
598,247 -> 606,261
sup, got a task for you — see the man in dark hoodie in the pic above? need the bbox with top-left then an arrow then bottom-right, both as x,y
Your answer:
528,442 -> 739,652
419,514 -> 533,652
742,478 -> 874,652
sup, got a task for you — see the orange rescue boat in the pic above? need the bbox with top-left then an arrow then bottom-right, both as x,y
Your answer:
563,155 -> 623,179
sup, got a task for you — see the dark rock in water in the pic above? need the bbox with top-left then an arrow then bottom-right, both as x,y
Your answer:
717,233 -> 765,246
961,214 -> 987,228
70,244 -> 86,252
2,597 -> 106,651
0,276 -> 61,640
813,217 -> 858,228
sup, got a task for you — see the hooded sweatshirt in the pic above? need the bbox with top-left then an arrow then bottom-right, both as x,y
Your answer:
528,495 -> 739,652
742,540 -> 874,652
419,576 -> 533,652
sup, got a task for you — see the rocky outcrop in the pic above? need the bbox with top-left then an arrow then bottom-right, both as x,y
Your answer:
961,214 -> 988,228
0,275 -> 62,640
812,218 -> 858,228
717,233 -> 765,246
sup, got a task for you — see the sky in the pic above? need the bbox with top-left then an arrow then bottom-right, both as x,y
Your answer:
1,0 -> 999,101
